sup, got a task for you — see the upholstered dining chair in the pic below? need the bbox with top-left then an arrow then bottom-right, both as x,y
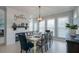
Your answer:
18,34 -> 34,53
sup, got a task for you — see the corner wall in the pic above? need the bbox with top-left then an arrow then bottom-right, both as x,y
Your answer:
6,7 -> 28,45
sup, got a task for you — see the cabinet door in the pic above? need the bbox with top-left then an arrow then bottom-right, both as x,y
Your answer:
67,41 -> 79,53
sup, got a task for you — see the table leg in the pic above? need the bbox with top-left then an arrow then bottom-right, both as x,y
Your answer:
33,41 -> 37,53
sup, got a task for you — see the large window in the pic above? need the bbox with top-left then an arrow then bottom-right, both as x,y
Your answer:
47,19 -> 55,36
58,17 -> 69,38
0,9 -> 5,29
39,20 -> 45,33
73,10 -> 79,25
73,10 -> 79,34
34,20 -> 38,31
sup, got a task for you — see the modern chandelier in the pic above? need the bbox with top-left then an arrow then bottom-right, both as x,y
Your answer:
37,6 -> 43,21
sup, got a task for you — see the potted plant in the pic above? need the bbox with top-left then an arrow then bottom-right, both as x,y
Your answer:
66,23 -> 78,36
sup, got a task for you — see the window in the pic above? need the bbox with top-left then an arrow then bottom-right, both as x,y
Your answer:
73,10 -> 78,19
73,10 -> 79,34
58,17 -> 69,38
73,10 -> 79,26
39,20 -> 45,33
34,21 -> 38,31
0,9 -> 5,29
47,19 -> 55,36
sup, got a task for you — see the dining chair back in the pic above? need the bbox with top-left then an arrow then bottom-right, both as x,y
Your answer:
15,32 -> 25,41
18,34 -> 34,53
36,34 -> 46,52
18,34 -> 29,52
48,32 -> 53,48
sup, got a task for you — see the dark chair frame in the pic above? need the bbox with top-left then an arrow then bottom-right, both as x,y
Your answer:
18,34 -> 34,53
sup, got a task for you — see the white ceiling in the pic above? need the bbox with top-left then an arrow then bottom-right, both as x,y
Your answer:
8,6 -> 75,18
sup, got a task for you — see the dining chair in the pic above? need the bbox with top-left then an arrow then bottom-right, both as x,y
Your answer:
18,34 -> 34,53
36,34 -> 46,53
44,33 -> 49,52
36,33 -> 50,53
49,32 -> 53,48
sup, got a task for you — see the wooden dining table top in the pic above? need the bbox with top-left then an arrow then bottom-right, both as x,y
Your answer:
27,36 -> 41,41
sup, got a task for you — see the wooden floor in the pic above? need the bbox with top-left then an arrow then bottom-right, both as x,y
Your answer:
0,40 -> 67,53
47,40 -> 67,53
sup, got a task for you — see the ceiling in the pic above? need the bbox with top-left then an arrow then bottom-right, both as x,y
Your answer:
8,6 -> 75,18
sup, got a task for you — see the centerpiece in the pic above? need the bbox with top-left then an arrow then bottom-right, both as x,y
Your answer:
66,23 -> 78,38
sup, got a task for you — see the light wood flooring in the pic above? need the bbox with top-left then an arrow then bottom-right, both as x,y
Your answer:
0,40 -> 67,53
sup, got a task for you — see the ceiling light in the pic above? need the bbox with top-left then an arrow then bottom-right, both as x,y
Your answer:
37,6 -> 43,21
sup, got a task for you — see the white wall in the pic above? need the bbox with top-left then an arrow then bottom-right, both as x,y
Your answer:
6,7 -> 28,45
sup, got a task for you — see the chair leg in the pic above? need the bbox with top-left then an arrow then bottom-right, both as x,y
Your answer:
41,47 -> 43,53
45,45 -> 47,52
26,50 -> 27,53
28,48 -> 31,52
49,40 -> 51,48
26,49 -> 29,53
45,44 -> 48,52
20,49 -> 22,53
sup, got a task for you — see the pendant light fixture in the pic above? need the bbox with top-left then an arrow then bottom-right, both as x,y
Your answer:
37,6 -> 43,21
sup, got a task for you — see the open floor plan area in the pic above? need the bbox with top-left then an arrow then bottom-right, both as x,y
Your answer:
0,6 -> 79,53
0,40 -> 66,53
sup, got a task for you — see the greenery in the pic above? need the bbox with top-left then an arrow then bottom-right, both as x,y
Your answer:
66,23 -> 78,30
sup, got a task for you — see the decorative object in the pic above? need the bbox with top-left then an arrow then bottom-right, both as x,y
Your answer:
14,15 -> 26,19
12,14 -> 29,30
25,23 -> 28,29
12,23 -> 17,30
37,6 -> 43,21
66,23 -> 78,36
12,23 -> 28,30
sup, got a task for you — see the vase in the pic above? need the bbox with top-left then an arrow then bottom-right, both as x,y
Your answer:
70,29 -> 76,36
69,29 -> 76,39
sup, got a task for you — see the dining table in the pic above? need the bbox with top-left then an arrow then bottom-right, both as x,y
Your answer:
27,36 -> 41,53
